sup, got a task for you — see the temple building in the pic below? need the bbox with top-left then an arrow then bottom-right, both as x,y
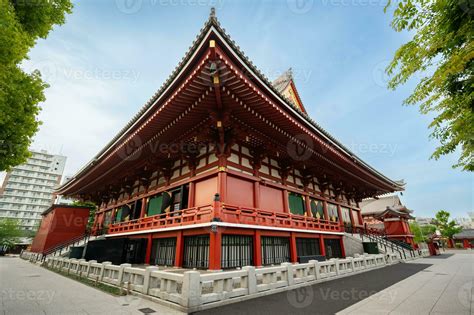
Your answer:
56,10 -> 405,270
360,195 -> 415,247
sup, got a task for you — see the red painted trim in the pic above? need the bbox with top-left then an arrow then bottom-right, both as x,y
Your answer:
319,235 -> 326,257
145,234 -> 153,264
209,231 -> 222,270
290,232 -> 298,263
340,238 -> 346,258
175,231 -> 183,267
254,230 -> 262,267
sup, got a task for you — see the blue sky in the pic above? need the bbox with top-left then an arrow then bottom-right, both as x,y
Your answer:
21,0 -> 472,218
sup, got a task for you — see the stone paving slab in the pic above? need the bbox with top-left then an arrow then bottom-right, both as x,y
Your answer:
339,251 -> 474,315
0,257 -> 184,315
197,259 -> 431,314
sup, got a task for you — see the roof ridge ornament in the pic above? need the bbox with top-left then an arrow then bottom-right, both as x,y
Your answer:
210,7 -> 216,21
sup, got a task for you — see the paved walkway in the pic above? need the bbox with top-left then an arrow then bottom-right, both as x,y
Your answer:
199,260 -> 431,314
199,251 -> 473,315
3,252 -> 472,314
0,257 -> 184,315
339,251 -> 474,314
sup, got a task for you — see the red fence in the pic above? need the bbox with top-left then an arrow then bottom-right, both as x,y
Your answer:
105,205 -> 213,234
221,204 -> 342,232
102,203 -> 343,235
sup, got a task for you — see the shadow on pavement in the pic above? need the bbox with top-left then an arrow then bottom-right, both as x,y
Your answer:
422,254 -> 454,259
196,263 -> 432,315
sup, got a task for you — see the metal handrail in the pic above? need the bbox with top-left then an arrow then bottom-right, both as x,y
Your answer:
40,233 -> 91,261
347,226 -> 414,260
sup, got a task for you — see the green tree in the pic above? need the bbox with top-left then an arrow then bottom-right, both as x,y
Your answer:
0,0 -> 73,171
0,218 -> 23,249
385,0 -> 474,171
410,221 -> 436,243
433,210 -> 461,239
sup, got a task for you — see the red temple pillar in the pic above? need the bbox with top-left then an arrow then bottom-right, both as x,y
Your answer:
358,210 -> 363,227
145,234 -> 153,264
337,205 -> 343,224
188,182 -> 195,208
463,239 -> 469,249
290,232 -> 298,263
349,209 -> 356,226
175,231 -> 183,267
111,208 -> 117,223
340,237 -> 346,258
305,196 -> 312,217
140,197 -> 147,218
283,190 -> 290,213
208,230 -> 222,270
254,181 -> 260,208
323,201 -> 329,220
319,235 -> 326,257
254,230 -> 262,267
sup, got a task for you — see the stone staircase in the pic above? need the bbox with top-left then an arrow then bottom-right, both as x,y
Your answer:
21,233 -> 96,263
345,229 -> 427,261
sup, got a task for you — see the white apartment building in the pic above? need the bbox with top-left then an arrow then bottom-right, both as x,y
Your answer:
54,175 -> 76,205
0,150 -> 66,230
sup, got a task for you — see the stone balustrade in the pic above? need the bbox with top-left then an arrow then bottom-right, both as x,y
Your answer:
34,252 -> 406,312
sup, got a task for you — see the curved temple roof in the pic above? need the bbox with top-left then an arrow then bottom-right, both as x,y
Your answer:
57,9 -> 405,196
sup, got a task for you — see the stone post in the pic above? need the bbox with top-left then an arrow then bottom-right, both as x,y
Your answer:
333,259 -> 340,275
242,266 -> 257,294
281,263 -> 295,286
87,260 -> 97,278
181,271 -> 201,308
309,260 -> 320,280
99,261 -> 112,281
117,263 -> 132,286
142,266 -> 159,295
349,257 -> 355,272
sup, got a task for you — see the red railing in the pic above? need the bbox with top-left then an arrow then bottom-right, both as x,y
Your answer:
106,205 -> 213,234
104,203 -> 343,235
220,204 -> 343,232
